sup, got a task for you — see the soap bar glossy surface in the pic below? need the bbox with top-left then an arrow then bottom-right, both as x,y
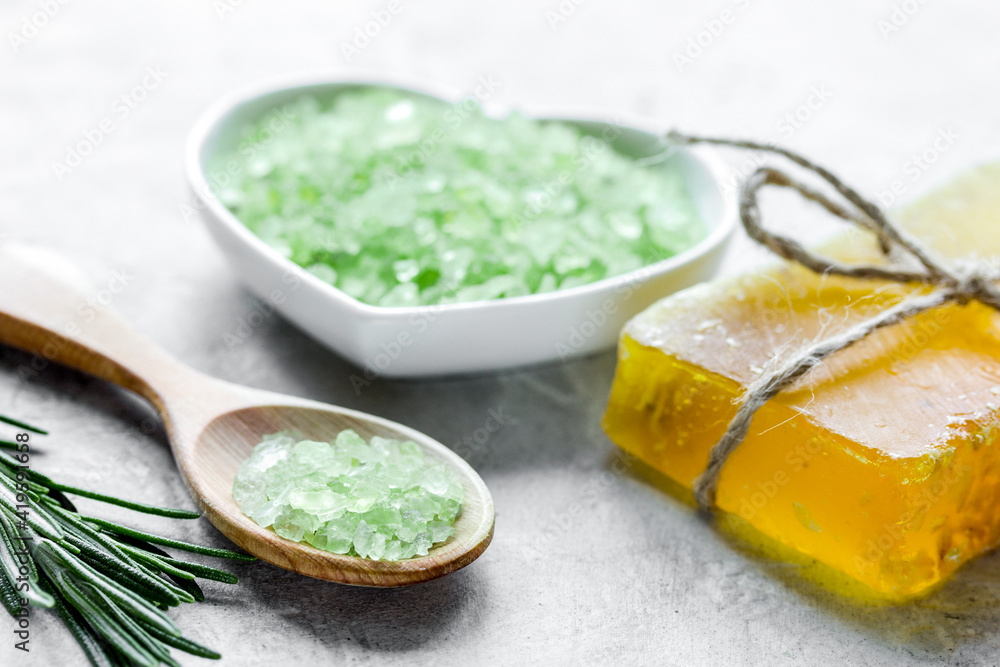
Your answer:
603,165 -> 1000,597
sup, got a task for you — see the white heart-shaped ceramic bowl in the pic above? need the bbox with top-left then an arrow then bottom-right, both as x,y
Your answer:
186,74 -> 736,378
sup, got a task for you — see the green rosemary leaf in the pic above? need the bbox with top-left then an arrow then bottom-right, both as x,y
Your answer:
0,483 -> 65,541
73,548 -> 178,608
50,571 -> 159,667
45,482 -> 201,519
97,545 -> 199,605
109,541 -> 179,584
0,454 -> 42,488
157,556 -> 239,585
46,487 -> 79,512
41,576 -> 121,667
44,540 -> 181,633
138,620 -> 222,660
0,440 -> 22,451
82,516 -> 256,561
0,414 -> 48,435
0,451 -> 19,468
113,542 -> 197,580
83,580 -> 178,667
0,565 -> 22,617
66,534 -> 190,606
143,574 -> 195,605
0,507 -> 41,583
118,538 -> 208,601
0,455 -> 57,496
37,540 -> 181,637
0,510 -> 55,608
0,463 -> 49,494
21,493 -> 71,541
47,502 -> 178,603
44,502 -> 136,565
0,471 -> 40,502
166,570 -> 204,602
15,466 -> 56,487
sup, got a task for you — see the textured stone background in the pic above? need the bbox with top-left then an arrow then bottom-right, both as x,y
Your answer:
2,1 -> 999,665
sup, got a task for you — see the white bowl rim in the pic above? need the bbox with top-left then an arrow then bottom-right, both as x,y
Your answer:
185,71 -> 738,318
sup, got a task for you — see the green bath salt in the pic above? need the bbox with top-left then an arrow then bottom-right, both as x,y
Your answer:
232,430 -> 464,560
213,87 -> 707,307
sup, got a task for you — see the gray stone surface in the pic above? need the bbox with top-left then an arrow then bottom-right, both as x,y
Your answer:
2,1 -> 999,665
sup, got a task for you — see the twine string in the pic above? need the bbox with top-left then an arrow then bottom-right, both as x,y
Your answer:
667,132 -> 1000,511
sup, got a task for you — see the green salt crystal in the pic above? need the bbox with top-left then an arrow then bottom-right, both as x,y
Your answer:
380,464 -> 415,490
273,514 -> 306,542
289,509 -> 323,534
361,506 -> 401,532
438,499 -> 462,523
397,439 -> 425,460
252,486 -> 291,527
379,283 -> 419,307
353,520 -> 375,558
214,88 -> 707,307
291,440 -> 332,467
289,487 -> 340,514
410,496 -> 443,520
347,482 -> 381,513
426,520 -> 454,543
232,429 -> 464,561
319,517 -> 357,554
232,475 -> 266,515
383,540 -> 405,561
413,532 -> 433,557
368,534 -> 387,560
306,264 -> 337,285
418,466 -> 451,496
396,511 -> 421,542
392,259 -> 420,282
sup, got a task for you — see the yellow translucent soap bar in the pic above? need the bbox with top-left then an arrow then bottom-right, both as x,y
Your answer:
603,164 -> 1000,598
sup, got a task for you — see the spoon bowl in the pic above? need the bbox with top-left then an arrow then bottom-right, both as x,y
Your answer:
0,244 -> 494,586
190,403 -> 493,585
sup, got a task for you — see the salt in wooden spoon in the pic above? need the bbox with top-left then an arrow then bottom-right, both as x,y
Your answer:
0,245 -> 494,586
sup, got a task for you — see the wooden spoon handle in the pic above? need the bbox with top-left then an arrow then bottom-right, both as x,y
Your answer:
0,245 -> 222,443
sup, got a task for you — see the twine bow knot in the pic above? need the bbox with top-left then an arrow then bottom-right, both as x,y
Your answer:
953,267 -> 1000,307
667,132 -> 1000,512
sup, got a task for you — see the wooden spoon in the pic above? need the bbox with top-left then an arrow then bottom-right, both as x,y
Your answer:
0,245 -> 494,586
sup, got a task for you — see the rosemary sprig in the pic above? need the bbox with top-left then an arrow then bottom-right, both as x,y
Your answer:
0,414 -> 254,665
